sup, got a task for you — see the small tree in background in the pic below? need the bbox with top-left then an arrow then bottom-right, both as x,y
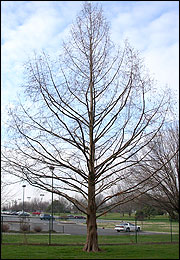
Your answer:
129,121 -> 179,221
135,206 -> 156,220
46,199 -> 70,214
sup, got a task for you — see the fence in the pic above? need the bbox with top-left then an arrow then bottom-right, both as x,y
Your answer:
1,215 -> 65,245
1,215 -> 179,245
111,217 -> 179,244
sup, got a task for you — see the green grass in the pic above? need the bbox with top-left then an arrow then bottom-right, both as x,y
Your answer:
139,221 -> 179,232
2,234 -> 179,259
98,212 -> 174,222
1,244 -> 179,259
2,213 -> 179,259
52,212 -> 173,222
95,213 -> 179,233
2,234 -> 179,244
95,220 -> 179,232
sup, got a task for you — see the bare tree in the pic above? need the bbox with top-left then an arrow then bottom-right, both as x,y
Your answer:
1,181 -> 13,209
1,173 -> 20,209
2,2 -> 172,251
128,122 -> 179,220
110,184 -> 137,216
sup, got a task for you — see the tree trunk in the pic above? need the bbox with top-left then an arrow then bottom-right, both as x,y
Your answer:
83,209 -> 101,252
83,25 -> 101,252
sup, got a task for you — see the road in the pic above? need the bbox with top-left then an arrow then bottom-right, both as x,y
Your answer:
1,215 -> 171,236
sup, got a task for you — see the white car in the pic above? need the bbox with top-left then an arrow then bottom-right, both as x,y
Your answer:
18,211 -> 30,217
115,222 -> 141,232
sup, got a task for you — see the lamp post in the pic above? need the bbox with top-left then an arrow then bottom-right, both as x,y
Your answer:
18,199 -> 21,212
22,185 -> 26,214
40,194 -> 44,212
49,166 -> 54,244
27,197 -> 31,212
11,200 -> 14,211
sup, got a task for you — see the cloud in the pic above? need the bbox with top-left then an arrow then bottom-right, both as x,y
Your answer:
109,1 -> 179,96
1,1 -> 81,119
1,0 -> 179,137
2,1 -> 179,129
145,42 -> 179,92
2,4 -> 64,57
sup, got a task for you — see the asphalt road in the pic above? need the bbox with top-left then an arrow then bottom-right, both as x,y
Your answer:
1,215 -> 171,236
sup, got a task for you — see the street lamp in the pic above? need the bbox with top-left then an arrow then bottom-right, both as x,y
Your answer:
11,200 -> 14,211
22,185 -> 26,214
49,166 -> 55,242
49,166 -> 54,244
27,197 -> 31,212
40,194 -> 44,212
18,199 -> 21,211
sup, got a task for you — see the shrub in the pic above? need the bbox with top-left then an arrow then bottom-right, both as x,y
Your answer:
20,224 -> 29,232
2,224 -> 10,232
33,226 -> 42,232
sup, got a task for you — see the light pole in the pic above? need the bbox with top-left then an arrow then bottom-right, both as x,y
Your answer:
18,199 -> 21,212
11,200 -> 14,211
49,166 -> 55,244
40,194 -> 44,212
22,185 -> 26,214
27,197 -> 31,212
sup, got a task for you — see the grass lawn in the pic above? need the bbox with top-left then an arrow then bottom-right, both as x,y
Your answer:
95,220 -> 179,233
2,213 -> 179,259
1,234 -> 179,259
96,213 -> 179,233
98,213 -> 174,222
1,243 -> 179,259
2,234 -> 179,244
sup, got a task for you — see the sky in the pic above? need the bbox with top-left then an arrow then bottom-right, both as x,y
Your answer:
1,1 -> 179,206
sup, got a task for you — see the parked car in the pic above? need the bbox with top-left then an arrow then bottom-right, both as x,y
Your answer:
115,222 -> 141,232
10,211 -> 19,215
1,211 -> 12,215
74,215 -> 86,219
40,214 -> 55,220
18,211 -> 30,217
58,215 -> 68,220
67,215 -> 75,219
32,211 -> 41,215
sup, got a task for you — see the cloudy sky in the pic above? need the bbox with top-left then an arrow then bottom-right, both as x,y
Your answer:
1,1 -> 179,204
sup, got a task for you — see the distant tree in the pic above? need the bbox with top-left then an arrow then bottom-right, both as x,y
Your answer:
29,198 -> 49,212
129,122 -> 179,220
109,185 -> 136,216
1,176 -> 19,209
46,198 -> 70,213
2,2 -> 173,252
135,209 -> 146,221
16,198 -> 50,212
135,206 -> 157,220
143,205 -> 157,219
